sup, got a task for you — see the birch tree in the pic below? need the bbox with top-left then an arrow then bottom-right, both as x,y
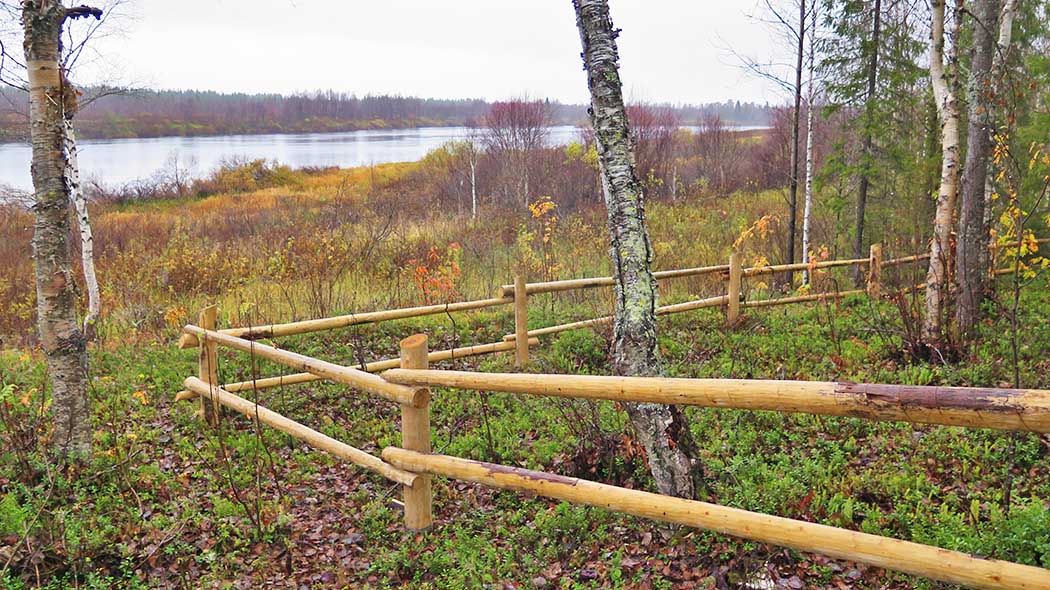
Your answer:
20,0 -> 102,458
922,0 -> 962,348
786,0 -> 806,287
977,0 -> 1020,298
65,110 -> 100,336
730,0 -> 811,285
955,0 -> 1000,339
572,0 -> 700,499
801,2 -> 818,285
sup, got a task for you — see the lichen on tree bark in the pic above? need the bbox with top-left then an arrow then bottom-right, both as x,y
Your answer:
572,0 -> 700,499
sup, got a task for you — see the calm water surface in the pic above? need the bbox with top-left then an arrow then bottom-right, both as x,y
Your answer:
0,125 -> 584,193
0,124 -> 764,194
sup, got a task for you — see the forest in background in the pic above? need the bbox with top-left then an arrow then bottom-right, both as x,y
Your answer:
0,88 -> 773,141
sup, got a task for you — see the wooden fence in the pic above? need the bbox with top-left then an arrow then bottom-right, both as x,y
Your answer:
179,240 -> 953,365
173,240 -> 1050,589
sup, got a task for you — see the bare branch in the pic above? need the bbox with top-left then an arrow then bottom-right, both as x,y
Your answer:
65,5 -> 103,21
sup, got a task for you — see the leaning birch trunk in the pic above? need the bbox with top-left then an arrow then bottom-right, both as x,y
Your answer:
573,0 -> 699,499
801,2 -> 817,286
922,0 -> 962,347
22,1 -> 101,458
63,118 -> 100,338
978,0 -> 1019,293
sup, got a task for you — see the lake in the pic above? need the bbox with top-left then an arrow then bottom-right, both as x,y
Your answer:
0,124 -> 765,194
0,125 -> 585,193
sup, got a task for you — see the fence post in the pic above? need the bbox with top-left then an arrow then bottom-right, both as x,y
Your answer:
727,252 -> 742,325
867,243 -> 883,299
198,305 -> 220,427
399,334 -> 433,530
514,274 -> 529,367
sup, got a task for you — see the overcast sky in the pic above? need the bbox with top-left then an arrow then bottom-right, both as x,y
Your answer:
78,0 -> 788,105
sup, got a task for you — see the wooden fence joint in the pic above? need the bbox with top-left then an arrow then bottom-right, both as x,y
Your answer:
399,334 -> 433,530
727,252 -> 743,326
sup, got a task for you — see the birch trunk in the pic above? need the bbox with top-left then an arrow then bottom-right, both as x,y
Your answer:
573,0 -> 700,499
955,0 -> 999,339
469,155 -> 477,220
922,0 -> 961,347
979,0 -> 1019,291
783,0 -> 806,288
63,119 -> 100,337
852,0 -> 882,285
22,0 -> 97,458
801,2 -> 817,286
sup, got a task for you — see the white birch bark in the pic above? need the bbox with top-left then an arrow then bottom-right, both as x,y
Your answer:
801,2 -> 817,286
922,0 -> 961,346
469,150 -> 478,220
63,118 -> 100,337
23,0 -> 98,458
979,0 -> 1019,280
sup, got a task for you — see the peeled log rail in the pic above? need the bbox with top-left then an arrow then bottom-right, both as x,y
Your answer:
177,338 -> 540,397
379,370 -> 1050,433
741,257 -> 869,278
178,296 -> 513,348
181,325 -> 425,407
499,265 -> 729,296
883,253 -> 932,267
504,315 -> 613,341
503,295 -> 727,341
180,377 -> 419,487
382,447 -> 1050,590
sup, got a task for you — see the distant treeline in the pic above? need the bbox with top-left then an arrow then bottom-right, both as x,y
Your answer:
0,88 -> 772,141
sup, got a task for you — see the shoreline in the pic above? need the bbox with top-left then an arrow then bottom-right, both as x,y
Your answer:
0,120 -> 769,146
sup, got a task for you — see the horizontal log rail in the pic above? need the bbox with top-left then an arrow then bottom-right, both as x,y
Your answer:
181,325 -> 425,407
503,295 -> 728,341
499,264 -> 730,296
741,257 -> 869,278
882,252 -> 932,267
180,377 -> 418,486
178,237 -> 1046,349
379,369 -> 1050,433
178,296 -> 513,348
382,448 -> 1050,590
175,337 -> 539,398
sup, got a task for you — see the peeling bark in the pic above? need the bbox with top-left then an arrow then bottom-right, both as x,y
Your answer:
922,0 -> 961,347
23,0 -> 94,458
955,0 -> 998,339
64,118 -> 100,337
573,0 -> 700,499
